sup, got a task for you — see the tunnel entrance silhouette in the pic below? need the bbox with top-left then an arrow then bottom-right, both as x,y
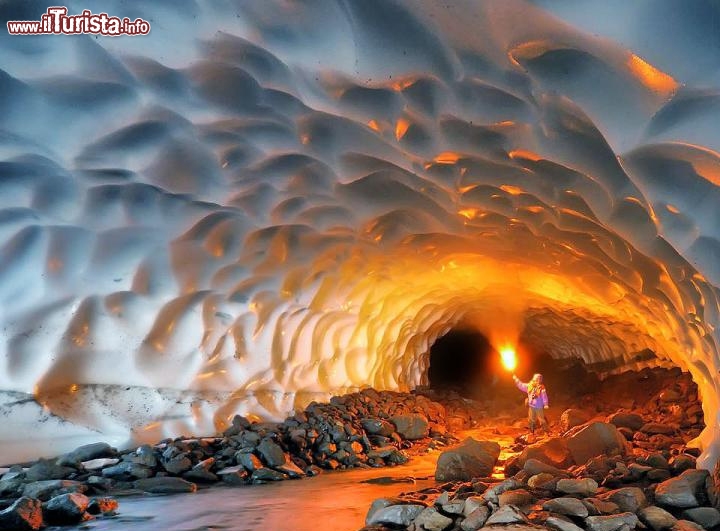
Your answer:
427,328 -> 496,398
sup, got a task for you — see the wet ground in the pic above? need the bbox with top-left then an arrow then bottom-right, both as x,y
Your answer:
58,423 -> 526,531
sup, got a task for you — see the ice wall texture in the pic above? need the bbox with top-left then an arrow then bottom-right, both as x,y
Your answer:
1,0 -> 720,465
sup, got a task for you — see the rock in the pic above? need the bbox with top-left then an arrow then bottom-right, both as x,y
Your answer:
413,507 -> 453,531
24,459 -> 74,481
561,409 -> 591,432
498,489 -> 533,507
101,461 -> 153,480
43,492 -> 90,525
680,507 -> 720,528
57,442 -> 115,466
517,437 -> 572,469
366,504 -> 425,526
22,480 -> 85,501
528,472 -> 557,489
460,506 -> 489,531
523,458 -> 567,477
275,459 -> 305,479
434,438 -> 500,481
546,516 -> 585,531
134,477 -> 197,494
257,439 -> 286,467
638,506 -> 677,531
87,475 -> 114,491
441,500 -> 465,515
641,423 -> 675,435
0,497 -> 43,531
584,498 -> 620,515
183,468 -> 219,483
543,497 -> 589,518
648,469 -> 672,482
237,452 -> 263,471
608,412 -> 645,431
87,497 -> 119,515
82,458 -> 119,471
672,520 -> 705,531
251,468 -> 286,482
132,445 -> 158,468
646,453 -> 670,470
390,414 -> 429,440
163,454 -> 192,475
463,496 -> 486,517
485,504 -> 528,525
361,419 -> 395,437
481,478 -> 521,504
218,465 -> 247,485
670,455 -> 696,475
556,477 -> 598,497
585,512 -> 639,531
0,465 -> 25,481
566,422 -> 628,465
600,487 -> 647,513
655,470 -> 709,508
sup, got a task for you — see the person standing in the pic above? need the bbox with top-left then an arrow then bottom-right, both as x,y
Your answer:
513,373 -> 549,434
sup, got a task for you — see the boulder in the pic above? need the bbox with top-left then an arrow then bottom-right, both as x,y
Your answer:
498,489 -> 533,507
655,470 -> 709,508
641,423 -> 676,435
87,497 -> 119,515
556,477 -> 598,497
390,414 -> 429,440
680,507 -> 720,529
566,422 -> 628,465
599,487 -> 647,513
22,480 -> 85,501
366,504 -> 425,526
481,478 -> 522,504
43,492 -> 90,525
57,442 -> 115,466
517,437 -> 572,469
638,506 -> 677,531
413,507 -> 453,531
250,468 -> 286,482
361,419 -> 395,437
24,459 -> 74,482
523,458 -> 567,477
163,454 -> 192,475
485,504 -> 528,525
608,412 -> 645,431
0,497 -> 43,531
134,477 -> 197,494
257,439 -> 286,467
543,497 -> 589,518
435,438 -> 500,481
672,520 -> 705,531
560,409 -> 591,432
585,512 -> 639,531
546,516 -> 585,531
669,455 -> 696,475
460,506 -> 489,531
101,461 -> 153,480
463,496 -> 487,517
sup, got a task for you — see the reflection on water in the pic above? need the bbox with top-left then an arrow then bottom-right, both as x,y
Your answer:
64,454 -> 440,531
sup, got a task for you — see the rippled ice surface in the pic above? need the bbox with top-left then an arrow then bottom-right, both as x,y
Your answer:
63,456 -> 438,531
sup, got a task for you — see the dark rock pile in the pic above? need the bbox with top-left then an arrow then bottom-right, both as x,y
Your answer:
0,389 -> 469,530
360,368 -> 715,531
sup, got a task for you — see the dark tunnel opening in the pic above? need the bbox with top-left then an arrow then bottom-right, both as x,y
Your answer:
427,328 -> 497,398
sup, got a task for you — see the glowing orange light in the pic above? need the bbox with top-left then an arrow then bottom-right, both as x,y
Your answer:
395,118 -> 410,140
509,149 -> 543,162
626,53 -> 678,94
433,152 -> 461,165
500,346 -> 517,372
500,185 -> 524,196
367,119 -> 381,132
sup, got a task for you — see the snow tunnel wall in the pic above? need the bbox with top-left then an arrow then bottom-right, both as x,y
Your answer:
1,0 -> 720,466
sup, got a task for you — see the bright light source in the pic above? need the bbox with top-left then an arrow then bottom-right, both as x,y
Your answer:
500,346 -> 517,372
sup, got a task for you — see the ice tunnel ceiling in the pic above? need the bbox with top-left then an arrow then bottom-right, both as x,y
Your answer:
1,0 -> 720,467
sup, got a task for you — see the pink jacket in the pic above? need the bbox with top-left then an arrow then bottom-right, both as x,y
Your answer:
514,377 -> 549,409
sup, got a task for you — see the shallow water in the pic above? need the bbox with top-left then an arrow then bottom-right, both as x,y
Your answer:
65,453 -> 440,531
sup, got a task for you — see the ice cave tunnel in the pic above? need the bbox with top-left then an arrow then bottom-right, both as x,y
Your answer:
1,0 -> 720,474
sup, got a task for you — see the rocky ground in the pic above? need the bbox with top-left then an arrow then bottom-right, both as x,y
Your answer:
0,388 -> 480,530
360,367 -> 716,531
0,366 -> 712,531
